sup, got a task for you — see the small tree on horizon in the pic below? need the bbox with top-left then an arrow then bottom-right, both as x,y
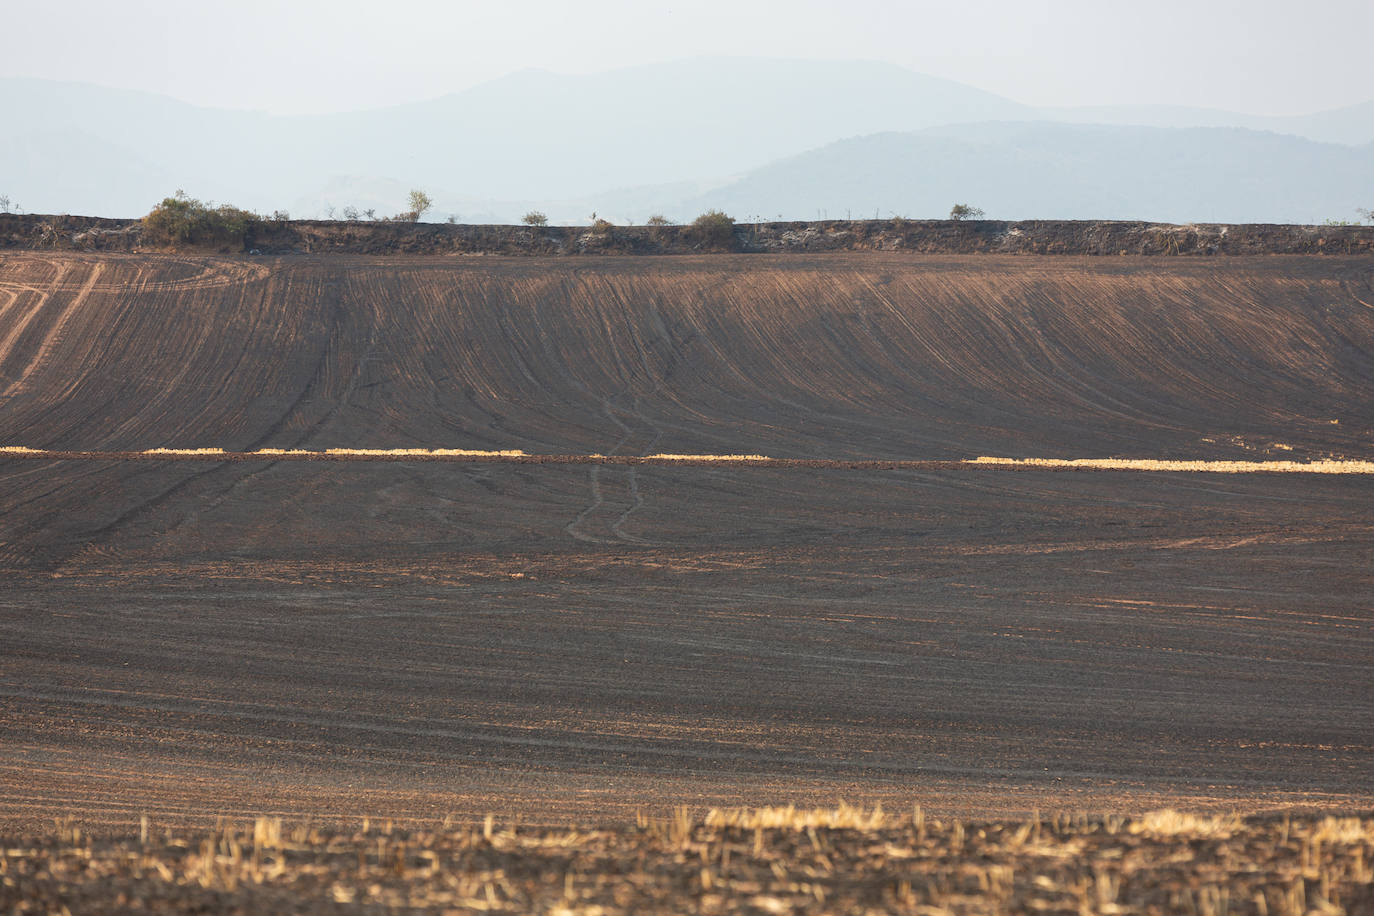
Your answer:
403,189 -> 433,222
949,204 -> 985,221
522,210 -> 548,227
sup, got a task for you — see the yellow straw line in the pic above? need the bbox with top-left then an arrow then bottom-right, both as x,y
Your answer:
2,446 -> 1372,473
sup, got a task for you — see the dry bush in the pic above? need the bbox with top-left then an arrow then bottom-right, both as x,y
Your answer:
690,209 -> 737,250
142,191 -> 258,250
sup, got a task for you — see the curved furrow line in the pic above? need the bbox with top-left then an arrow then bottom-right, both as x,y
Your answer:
0,261 -> 106,398
0,260 -> 319,564
0,261 -> 69,380
82,255 -> 272,293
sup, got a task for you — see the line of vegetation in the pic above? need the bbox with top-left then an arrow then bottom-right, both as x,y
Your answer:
140,189 -> 438,250
137,193 -> 742,250
124,192 -> 1374,255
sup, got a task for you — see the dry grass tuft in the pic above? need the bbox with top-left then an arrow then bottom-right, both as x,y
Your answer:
252,816 -> 282,851
1128,809 -> 1242,838
1313,816 -> 1374,845
703,802 -> 887,830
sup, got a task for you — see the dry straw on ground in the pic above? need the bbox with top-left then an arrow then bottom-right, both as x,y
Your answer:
3,807 -> 1371,914
646,453 -> 773,462
319,447 -> 528,457
6,446 -> 1374,474
967,456 -> 1374,474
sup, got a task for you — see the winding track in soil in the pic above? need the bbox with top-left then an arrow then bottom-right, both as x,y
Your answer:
1,251 -> 1371,830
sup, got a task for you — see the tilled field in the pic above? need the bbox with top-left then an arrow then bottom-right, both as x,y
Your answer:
3,808 -> 1372,914
1,251 -> 1372,837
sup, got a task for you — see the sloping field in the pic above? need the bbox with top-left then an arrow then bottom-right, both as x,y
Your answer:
0,251 -> 1372,832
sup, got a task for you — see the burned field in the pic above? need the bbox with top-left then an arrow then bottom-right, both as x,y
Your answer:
0,251 -> 1372,842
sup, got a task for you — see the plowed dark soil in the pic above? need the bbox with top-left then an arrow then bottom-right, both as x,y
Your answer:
1,252 -> 1371,834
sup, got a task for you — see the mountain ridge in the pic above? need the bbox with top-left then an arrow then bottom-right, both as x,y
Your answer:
3,59 -> 1372,221
675,121 -> 1374,225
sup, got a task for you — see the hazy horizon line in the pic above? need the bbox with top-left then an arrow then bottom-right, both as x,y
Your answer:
7,56 -> 1371,121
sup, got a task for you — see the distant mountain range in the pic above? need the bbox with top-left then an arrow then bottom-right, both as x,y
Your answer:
681,123 -> 1374,225
3,58 -> 1372,224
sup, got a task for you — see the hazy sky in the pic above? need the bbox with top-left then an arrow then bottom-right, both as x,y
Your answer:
5,0 -> 1372,116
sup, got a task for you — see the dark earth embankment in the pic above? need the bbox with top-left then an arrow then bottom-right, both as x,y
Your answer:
3,211 -> 1374,256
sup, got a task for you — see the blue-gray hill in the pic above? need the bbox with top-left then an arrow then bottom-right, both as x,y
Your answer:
680,122 -> 1374,224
